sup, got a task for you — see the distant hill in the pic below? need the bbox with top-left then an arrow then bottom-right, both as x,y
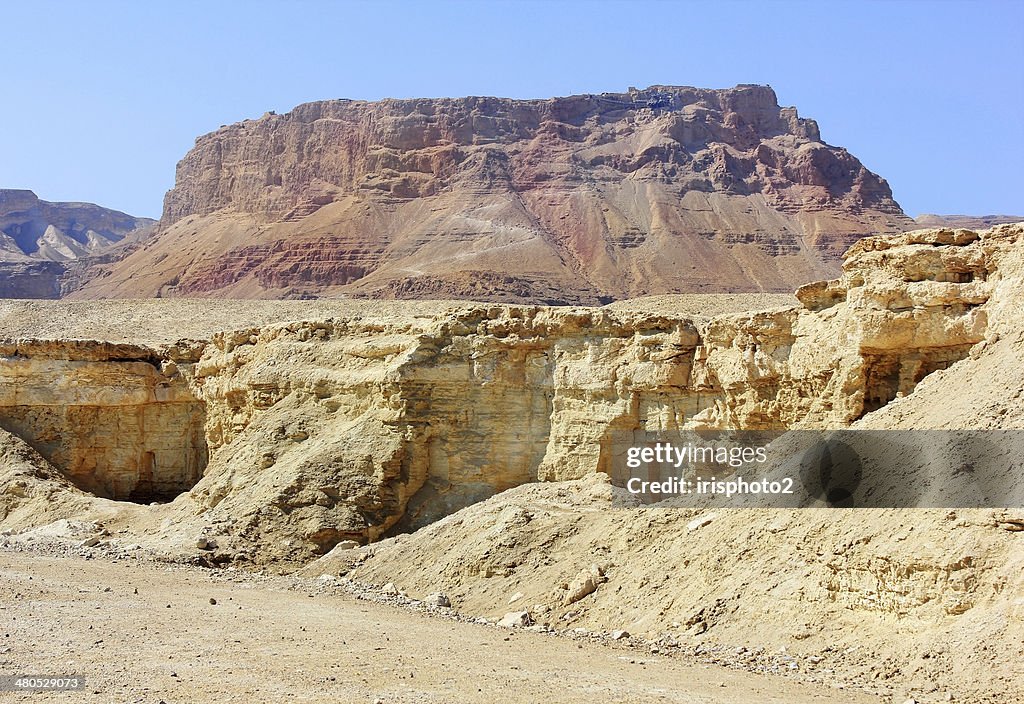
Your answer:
0,190 -> 154,298
915,214 -> 1023,229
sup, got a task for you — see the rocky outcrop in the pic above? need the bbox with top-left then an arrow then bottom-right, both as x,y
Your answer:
7,224 -> 1016,566
0,189 -> 155,298
74,85 -> 913,302
0,340 -> 207,501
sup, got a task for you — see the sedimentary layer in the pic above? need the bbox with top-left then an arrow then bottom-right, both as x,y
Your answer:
73,85 -> 913,302
2,224 -> 1018,561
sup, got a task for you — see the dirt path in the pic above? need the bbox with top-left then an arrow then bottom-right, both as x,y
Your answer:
0,552 -> 881,704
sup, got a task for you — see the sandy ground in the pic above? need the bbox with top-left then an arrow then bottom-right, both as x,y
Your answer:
0,550 -> 880,704
0,295 -> 797,346
603,293 -> 797,320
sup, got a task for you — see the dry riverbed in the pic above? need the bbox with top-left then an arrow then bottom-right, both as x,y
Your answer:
0,547 -> 882,704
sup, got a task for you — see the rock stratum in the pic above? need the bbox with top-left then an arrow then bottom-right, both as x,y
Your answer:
0,189 -> 155,298
2,223 -> 1023,700
72,85 -> 912,302
2,223 -> 1021,550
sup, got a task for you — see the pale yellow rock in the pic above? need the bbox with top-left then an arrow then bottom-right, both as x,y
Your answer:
0,341 -> 206,500
1,225 -> 1023,703
0,224 -> 1021,568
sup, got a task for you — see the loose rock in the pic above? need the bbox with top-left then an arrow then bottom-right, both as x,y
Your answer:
498,611 -> 533,628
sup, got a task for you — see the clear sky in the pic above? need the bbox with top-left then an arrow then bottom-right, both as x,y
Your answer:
1,0 -> 1021,219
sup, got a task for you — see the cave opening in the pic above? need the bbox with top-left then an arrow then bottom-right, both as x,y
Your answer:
0,401 -> 209,503
0,353 -> 209,504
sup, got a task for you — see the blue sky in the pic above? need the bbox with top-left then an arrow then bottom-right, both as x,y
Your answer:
1,0 -> 1021,219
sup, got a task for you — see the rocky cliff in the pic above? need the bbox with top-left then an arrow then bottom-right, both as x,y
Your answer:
3,223 -> 1023,701
0,340 -> 207,501
74,85 -> 913,302
0,189 -> 155,298
3,224 -> 1018,563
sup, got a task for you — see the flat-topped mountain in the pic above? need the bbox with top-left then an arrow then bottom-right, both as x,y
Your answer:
73,85 -> 913,302
0,190 -> 154,298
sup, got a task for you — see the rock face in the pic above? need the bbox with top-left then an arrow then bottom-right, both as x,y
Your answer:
0,189 -> 155,298
6,223 -> 1019,564
0,340 -> 207,500
0,262 -> 65,298
74,85 -> 913,302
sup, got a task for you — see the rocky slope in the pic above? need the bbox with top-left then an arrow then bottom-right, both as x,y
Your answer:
2,223 -> 1023,701
73,85 -> 913,302
0,189 -> 155,298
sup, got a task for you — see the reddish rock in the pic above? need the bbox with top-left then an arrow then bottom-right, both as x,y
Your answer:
76,85 -> 915,302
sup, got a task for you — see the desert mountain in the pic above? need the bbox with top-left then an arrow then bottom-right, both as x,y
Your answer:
915,213 -> 1024,229
73,85 -> 913,303
0,189 -> 154,298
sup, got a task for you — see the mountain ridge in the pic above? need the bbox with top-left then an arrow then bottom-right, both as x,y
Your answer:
0,189 -> 155,298
72,84 -> 915,303
915,213 -> 1024,229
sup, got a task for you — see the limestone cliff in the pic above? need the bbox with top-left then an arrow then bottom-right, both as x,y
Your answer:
0,340 -> 207,501
74,85 -> 913,302
4,224 -> 1019,566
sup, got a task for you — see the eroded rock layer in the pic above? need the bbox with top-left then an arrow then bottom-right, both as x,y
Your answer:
74,85 -> 913,302
3,224 -> 1017,562
0,341 -> 207,501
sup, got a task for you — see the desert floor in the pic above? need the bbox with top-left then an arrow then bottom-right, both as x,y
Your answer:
0,549 -> 880,704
